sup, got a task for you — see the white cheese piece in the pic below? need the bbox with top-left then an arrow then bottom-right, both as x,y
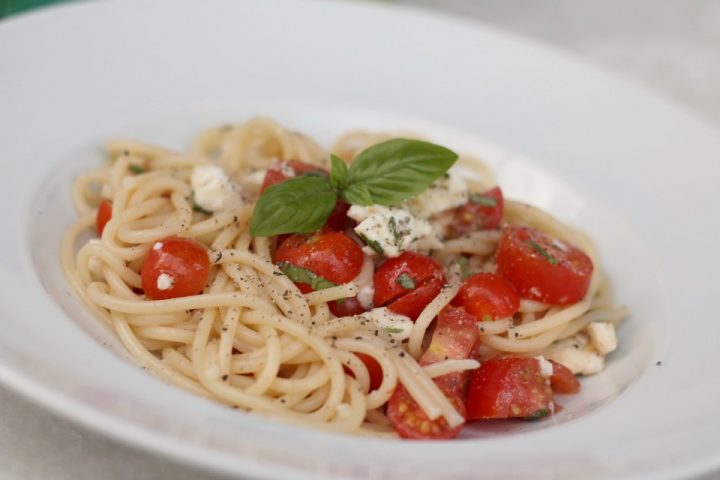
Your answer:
156,273 -> 175,291
549,345 -> 604,375
348,205 -> 442,257
245,169 -> 267,187
358,307 -> 414,341
191,165 -> 239,212
535,356 -> 554,378
357,283 -> 375,310
586,322 -> 618,355
152,242 -> 163,251
403,172 -> 468,218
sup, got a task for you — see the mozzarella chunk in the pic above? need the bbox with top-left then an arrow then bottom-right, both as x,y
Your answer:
357,283 -> 375,310
191,165 -> 239,212
535,356 -> 554,378
549,338 -> 604,376
348,205 -> 442,257
357,307 -> 414,341
156,273 -> 175,291
586,322 -> 618,355
403,172 -> 468,218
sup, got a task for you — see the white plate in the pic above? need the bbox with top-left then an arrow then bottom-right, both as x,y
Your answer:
1,1 -> 719,478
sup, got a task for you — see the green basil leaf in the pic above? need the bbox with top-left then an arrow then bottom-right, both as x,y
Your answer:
250,176 -> 337,236
358,233 -> 384,255
277,262 -> 336,291
128,164 -> 145,174
344,139 -> 458,206
524,409 -> 549,421
469,192 -> 497,207
396,273 -> 415,290
330,154 -> 348,189
454,256 -> 470,279
527,240 -> 558,265
383,327 -> 405,334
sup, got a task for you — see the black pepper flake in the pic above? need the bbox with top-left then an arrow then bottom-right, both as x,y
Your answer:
399,352 -> 405,357
374,330 -> 379,336
331,336 -> 337,340
280,398 -> 286,403
222,326 -> 228,332
222,374 -> 229,381
656,361 -> 663,366
355,336 -> 362,340
514,332 -> 519,338
214,251 -> 223,263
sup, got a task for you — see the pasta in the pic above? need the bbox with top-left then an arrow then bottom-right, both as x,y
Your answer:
62,117 -> 628,439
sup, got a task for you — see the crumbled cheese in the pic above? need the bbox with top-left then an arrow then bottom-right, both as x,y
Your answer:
245,169 -> 267,186
278,162 -> 296,177
403,172 -> 468,218
152,242 -> 163,251
586,322 -> 618,355
357,283 -> 375,310
548,337 -> 605,376
156,273 -> 175,291
535,356 -> 554,377
358,307 -> 414,341
348,205 -> 442,257
191,165 -> 239,212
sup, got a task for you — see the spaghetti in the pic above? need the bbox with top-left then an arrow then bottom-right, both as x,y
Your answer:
62,118 -> 628,438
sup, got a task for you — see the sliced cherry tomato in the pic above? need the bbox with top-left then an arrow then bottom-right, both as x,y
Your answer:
373,252 -> 445,321
465,357 -> 553,420
343,352 -> 383,392
328,295 -> 367,317
387,382 -> 466,440
452,273 -> 520,320
421,306 -> 479,368
274,231 -> 364,293
496,225 -> 594,305
324,200 -> 351,231
260,160 -> 326,192
549,360 -> 581,394
96,199 -> 113,236
447,186 -> 504,238
140,236 -> 210,300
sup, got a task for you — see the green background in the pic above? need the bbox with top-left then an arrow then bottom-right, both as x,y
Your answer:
0,0 -> 69,18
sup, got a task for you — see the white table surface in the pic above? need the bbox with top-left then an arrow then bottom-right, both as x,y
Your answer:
2,1 -> 719,479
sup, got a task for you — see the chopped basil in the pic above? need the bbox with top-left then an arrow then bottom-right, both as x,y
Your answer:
277,262 -> 336,291
383,327 -> 404,334
192,202 -> 213,215
469,193 -> 497,207
454,256 -> 470,279
524,409 -> 549,421
396,273 -> 415,290
128,164 -> 145,174
482,314 -> 493,322
359,233 -> 384,255
527,240 -> 558,265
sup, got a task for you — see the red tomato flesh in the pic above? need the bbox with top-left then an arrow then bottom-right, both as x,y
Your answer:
496,225 -> 594,305
447,186 -> 504,238
273,231 -> 364,293
373,252 -> 445,321
96,199 -> 113,236
452,273 -> 520,320
465,357 -> 553,420
386,307 -> 478,440
549,360 -> 581,394
140,236 -> 210,300
343,352 -> 384,392
328,295 -> 367,317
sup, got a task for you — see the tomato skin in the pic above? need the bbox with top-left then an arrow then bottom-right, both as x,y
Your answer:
96,200 -> 113,236
140,236 -> 210,300
465,357 -> 553,420
549,360 -> 581,394
448,186 -> 504,238
421,306 -> 479,368
328,295 -> 367,317
373,252 -> 445,321
452,273 -> 520,320
273,231 -> 364,292
260,160 -> 326,192
496,226 -> 594,305
345,352 -> 383,391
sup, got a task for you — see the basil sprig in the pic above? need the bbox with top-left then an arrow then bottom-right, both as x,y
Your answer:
250,139 -> 458,237
277,262 -> 336,290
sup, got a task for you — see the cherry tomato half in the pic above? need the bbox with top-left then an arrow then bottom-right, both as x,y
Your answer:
140,236 -> 210,300
343,352 -> 384,392
274,231 -> 364,293
373,252 -> 445,321
447,186 -> 504,238
465,357 -> 553,420
96,199 -> 113,236
496,225 -> 594,305
549,360 -> 581,394
328,295 -> 367,317
386,382 -> 466,440
452,273 -> 520,320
